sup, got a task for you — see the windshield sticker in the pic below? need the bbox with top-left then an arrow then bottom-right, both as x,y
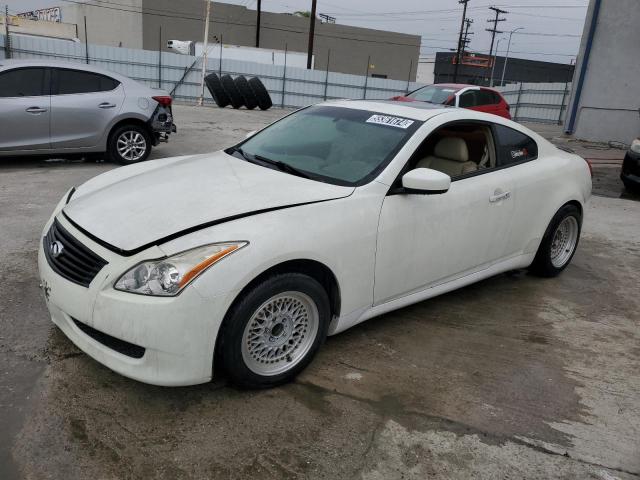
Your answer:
441,89 -> 455,92
366,115 -> 414,129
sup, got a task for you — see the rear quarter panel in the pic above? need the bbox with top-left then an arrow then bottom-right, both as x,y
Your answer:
504,138 -> 591,257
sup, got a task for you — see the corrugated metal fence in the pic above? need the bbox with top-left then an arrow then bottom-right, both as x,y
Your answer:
494,81 -> 572,125
1,34 -> 571,124
0,34 -> 422,108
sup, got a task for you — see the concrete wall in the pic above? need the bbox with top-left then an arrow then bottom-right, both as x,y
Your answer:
566,0 -> 640,143
141,1 -> 420,81
417,55 -> 435,84
0,15 -> 77,40
60,0 -> 143,49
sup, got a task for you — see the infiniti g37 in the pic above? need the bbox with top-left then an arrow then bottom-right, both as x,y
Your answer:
38,100 -> 591,388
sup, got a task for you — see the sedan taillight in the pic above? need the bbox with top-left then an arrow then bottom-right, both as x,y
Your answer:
152,95 -> 172,107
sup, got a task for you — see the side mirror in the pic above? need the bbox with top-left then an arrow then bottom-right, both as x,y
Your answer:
401,168 -> 451,194
245,130 -> 257,139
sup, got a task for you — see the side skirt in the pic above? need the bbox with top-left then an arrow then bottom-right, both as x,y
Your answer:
330,253 -> 535,335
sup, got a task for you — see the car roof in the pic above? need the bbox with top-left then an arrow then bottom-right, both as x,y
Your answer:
0,59 -> 133,83
421,83 -> 501,93
321,99 -> 451,121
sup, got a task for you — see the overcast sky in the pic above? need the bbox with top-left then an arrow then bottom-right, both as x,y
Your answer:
7,0 -> 589,64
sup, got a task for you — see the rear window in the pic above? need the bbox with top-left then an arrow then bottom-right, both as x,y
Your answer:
407,85 -> 456,104
55,69 -> 120,94
0,68 -> 48,97
494,125 -> 538,166
478,89 -> 499,105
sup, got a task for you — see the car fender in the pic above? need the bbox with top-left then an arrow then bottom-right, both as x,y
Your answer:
157,183 -> 388,333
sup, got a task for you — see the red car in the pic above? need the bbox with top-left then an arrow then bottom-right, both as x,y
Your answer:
392,84 -> 512,119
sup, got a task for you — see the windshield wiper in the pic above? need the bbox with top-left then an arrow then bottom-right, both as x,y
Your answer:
229,147 -> 311,179
254,154 -> 311,179
229,146 -> 254,163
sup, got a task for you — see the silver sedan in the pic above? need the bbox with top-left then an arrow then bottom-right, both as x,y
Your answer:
0,59 -> 175,164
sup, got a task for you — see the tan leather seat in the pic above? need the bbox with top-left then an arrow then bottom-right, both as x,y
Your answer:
416,137 -> 478,177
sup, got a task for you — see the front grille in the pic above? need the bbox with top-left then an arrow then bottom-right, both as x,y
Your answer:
72,318 -> 146,359
44,219 -> 107,287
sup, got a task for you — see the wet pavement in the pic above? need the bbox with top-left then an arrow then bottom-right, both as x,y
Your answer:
1,106 -> 639,479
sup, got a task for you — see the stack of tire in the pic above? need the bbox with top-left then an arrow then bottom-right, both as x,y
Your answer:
205,73 -> 273,110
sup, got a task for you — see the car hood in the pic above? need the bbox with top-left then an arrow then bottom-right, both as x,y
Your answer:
63,152 -> 354,254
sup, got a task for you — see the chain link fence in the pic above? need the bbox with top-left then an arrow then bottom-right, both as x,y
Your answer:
0,33 -> 423,108
1,32 -> 572,124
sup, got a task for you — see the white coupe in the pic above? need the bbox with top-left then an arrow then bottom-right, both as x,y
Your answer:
39,100 -> 591,388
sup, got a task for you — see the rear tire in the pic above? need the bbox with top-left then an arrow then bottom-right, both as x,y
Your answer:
218,273 -> 330,389
234,75 -> 258,110
622,177 -> 640,193
107,124 -> 152,165
205,73 -> 230,108
248,77 -> 273,110
220,74 -> 244,109
529,204 -> 582,277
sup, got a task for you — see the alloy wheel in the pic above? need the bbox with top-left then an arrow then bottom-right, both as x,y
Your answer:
550,216 -> 579,268
116,131 -> 147,162
241,291 -> 319,376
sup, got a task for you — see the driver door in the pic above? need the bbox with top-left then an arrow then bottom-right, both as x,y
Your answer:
373,125 -> 516,305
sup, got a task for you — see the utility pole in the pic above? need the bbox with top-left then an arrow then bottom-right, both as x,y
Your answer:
307,0 -> 317,69
4,5 -> 11,59
489,37 -> 503,86
198,0 -> 211,106
255,0 -> 261,48
485,6 -> 507,85
462,18 -> 474,55
453,0 -> 470,83
500,27 -> 523,86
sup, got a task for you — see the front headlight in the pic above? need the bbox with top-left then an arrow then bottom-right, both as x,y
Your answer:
114,242 -> 247,296
630,139 -> 640,154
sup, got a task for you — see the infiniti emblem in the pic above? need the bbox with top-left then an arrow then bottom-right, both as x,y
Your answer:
50,240 -> 64,258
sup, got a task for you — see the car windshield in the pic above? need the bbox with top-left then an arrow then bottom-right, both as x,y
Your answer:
230,105 -> 421,186
407,85 -> 457,104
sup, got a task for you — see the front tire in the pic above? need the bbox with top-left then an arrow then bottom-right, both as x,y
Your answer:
107,124 -> 152,165
529,204 -> 582,277
218,273 -> 330,389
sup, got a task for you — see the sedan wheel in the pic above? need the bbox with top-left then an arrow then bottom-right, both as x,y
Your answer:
241,292 -> 319,376
108,124 -> 152,165
117,131 -> 147,163
550,216 -> 579,268
529,203 -> 582,277
219,273 -> 330,388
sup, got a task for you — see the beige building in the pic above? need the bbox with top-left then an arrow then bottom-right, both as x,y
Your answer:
51,0 -> 420,81
1,14 -> 77,41
60,0 -> 144,49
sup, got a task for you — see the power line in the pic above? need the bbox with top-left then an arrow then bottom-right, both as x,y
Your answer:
513,31 -> 582,38
322,4 -> 587,17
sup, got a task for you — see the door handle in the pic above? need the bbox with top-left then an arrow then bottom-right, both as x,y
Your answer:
25,106 -> 48,114
489,191 -> 511,203
98,102 -> 116,109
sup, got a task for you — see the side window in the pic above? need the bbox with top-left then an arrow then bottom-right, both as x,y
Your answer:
494,125 -> 538,166
405,123 -> 497,181
0,68 -> 48,97
55,69 -> 120,95
458,91 -> 477,108
478,90 -> 498,106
